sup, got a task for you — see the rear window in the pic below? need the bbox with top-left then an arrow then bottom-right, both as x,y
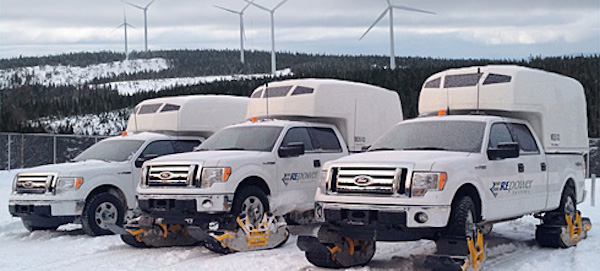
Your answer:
424,77 -> 441,88
251,89 -> 263,98
509,123 -> 539,153
264,86 -> 292,98
291,86 -> 314,95
309,127 -> 342,152
160,104 -> 180,112
483,73 -> 512,85
444,73 -> 483,88
138,103 -> 162,114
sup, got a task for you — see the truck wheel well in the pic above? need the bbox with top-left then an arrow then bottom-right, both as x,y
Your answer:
564,178 -> 576,197
453,184 -> 482,221
236,177 -> 271,196
86,185 -> 127,206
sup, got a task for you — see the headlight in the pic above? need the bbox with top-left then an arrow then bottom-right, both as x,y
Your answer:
318,169 -> 329,192
56,177 -> 84,193
411,172 -> 446,197
200,167 -> 231,188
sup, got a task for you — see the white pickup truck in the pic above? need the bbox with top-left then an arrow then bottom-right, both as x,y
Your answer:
8,95 -> 248,236
299,65 -> 591,268
120,79 -> 403,251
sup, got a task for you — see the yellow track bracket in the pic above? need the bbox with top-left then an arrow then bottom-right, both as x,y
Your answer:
462,229 -> 485,271
566,211 -> 590,243
126,228 -> 148,243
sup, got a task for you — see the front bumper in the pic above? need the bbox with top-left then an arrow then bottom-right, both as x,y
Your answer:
9,199 -> 84,217
315,202 -> 451,241
137,194 -> 234,224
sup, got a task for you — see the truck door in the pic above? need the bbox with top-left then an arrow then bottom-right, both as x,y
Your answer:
508,123 -> 547,211
484,122 -> 524,220
276,127 -> 322,212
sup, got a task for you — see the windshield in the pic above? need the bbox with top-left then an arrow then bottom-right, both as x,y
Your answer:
73,139 -> 144,162
369,120 -> 486,153
198,126 -> 283,152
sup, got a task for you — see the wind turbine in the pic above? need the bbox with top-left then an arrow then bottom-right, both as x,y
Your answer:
114,11 -> 136,60
244,0 -> 289,76
214,1 -> 253,64
122,0 -> 156,52
360,0 -> 435,70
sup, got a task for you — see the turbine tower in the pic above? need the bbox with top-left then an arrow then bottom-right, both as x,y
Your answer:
214,1 -> 254,64
360,0 -> 435,70
122,0 -> 156,52
245,0 -> 289,76
114,11 -> 136,60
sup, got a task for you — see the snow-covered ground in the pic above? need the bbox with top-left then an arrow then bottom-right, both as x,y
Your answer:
100,68 -> 293,95
0,170 -> 597,271
30,109 -> 131,136
0,58 -> 169,89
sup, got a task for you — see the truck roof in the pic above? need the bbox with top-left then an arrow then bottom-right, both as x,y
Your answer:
103,131 -> 198,142
419,65 -> 588,154
126,95 -> 248,137
246,78 -> 403,152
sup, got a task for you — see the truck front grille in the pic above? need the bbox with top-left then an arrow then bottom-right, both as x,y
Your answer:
333,167 -> 407,195
15,173 -> 55,194
146,164 -> 197,186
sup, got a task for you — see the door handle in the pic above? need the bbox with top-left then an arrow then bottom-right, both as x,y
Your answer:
314,159 -> 321,168
541,162 -> 547,172
518,163 -> 524,173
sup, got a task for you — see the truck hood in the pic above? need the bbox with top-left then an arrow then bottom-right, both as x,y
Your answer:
329,150 -> 474,171
16,160 -> 128,177
149,151 -> 273,167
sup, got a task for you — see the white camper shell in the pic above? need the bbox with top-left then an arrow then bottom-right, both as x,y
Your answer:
127,95 -> 249,137
419,65 -> 588,154
246,79 -> 403,152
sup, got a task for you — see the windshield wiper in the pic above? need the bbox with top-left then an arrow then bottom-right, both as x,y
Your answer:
215,147 -> 246,151
403,147 -> 448,151
368,147 -> 396,152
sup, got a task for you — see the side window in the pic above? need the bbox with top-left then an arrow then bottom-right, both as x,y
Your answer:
488,123 -> 514,149
140,140 -> 175,158
509,123 -> 540,153
281,128 -> 314,151
173,140 -> 201,153
309,127 -> 342,152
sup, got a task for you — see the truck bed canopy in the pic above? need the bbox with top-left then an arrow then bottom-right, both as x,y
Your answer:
419,65 -> 588,154
127,95 -> 248,138
246,78 -> 403,152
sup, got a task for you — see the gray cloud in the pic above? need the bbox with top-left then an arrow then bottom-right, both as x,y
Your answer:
0,0 -> 598,58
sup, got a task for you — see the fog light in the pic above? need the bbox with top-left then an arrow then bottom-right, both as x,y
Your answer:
202,199 -> 213,208
415,212 -> 428,223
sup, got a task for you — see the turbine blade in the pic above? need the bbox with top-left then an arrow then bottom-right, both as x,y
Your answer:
241,0 -> 254,13
273,0 -> 289,11
244,0 -> 271,12
121,0 -> 145,10
359,8 -> 389,40
145,0 -> 156,9
392,5 -> 436,15
126,23 -> 137,29
214,5 -> 240,14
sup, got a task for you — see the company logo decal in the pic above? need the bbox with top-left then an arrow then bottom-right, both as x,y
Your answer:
22,180 -> 34,189
159,171 -> 174,180
281,171 -> 319,186
353,175 -> 373,186
489,180 -> 533,197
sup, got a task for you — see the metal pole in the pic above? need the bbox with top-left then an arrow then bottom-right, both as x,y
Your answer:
592,174 -> 596,207
7,134 -> 10,170
53,135 -> 57,164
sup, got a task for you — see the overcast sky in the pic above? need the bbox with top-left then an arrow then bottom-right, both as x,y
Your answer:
0,0 -> 599,59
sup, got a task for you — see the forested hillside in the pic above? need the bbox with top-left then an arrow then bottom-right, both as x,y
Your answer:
0,50 -> 598,137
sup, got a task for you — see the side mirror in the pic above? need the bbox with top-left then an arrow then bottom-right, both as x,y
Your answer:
278,142 -> 305,158
135,153 -> 159,168
487,142 -> 520,160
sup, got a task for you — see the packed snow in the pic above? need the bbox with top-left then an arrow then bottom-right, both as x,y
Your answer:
0,58 -> 169,89
0,170 -> 597,271
100,68 -> 293,95
29,109 -> 131,136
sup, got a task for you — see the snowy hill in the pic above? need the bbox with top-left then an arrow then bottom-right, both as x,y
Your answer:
0,58 -> 169,89
29,109 -> 132,135
98,68 -> 292,95
0,170 -> 597,270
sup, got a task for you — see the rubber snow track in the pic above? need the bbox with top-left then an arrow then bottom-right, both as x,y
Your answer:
1,170 -> 598,271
